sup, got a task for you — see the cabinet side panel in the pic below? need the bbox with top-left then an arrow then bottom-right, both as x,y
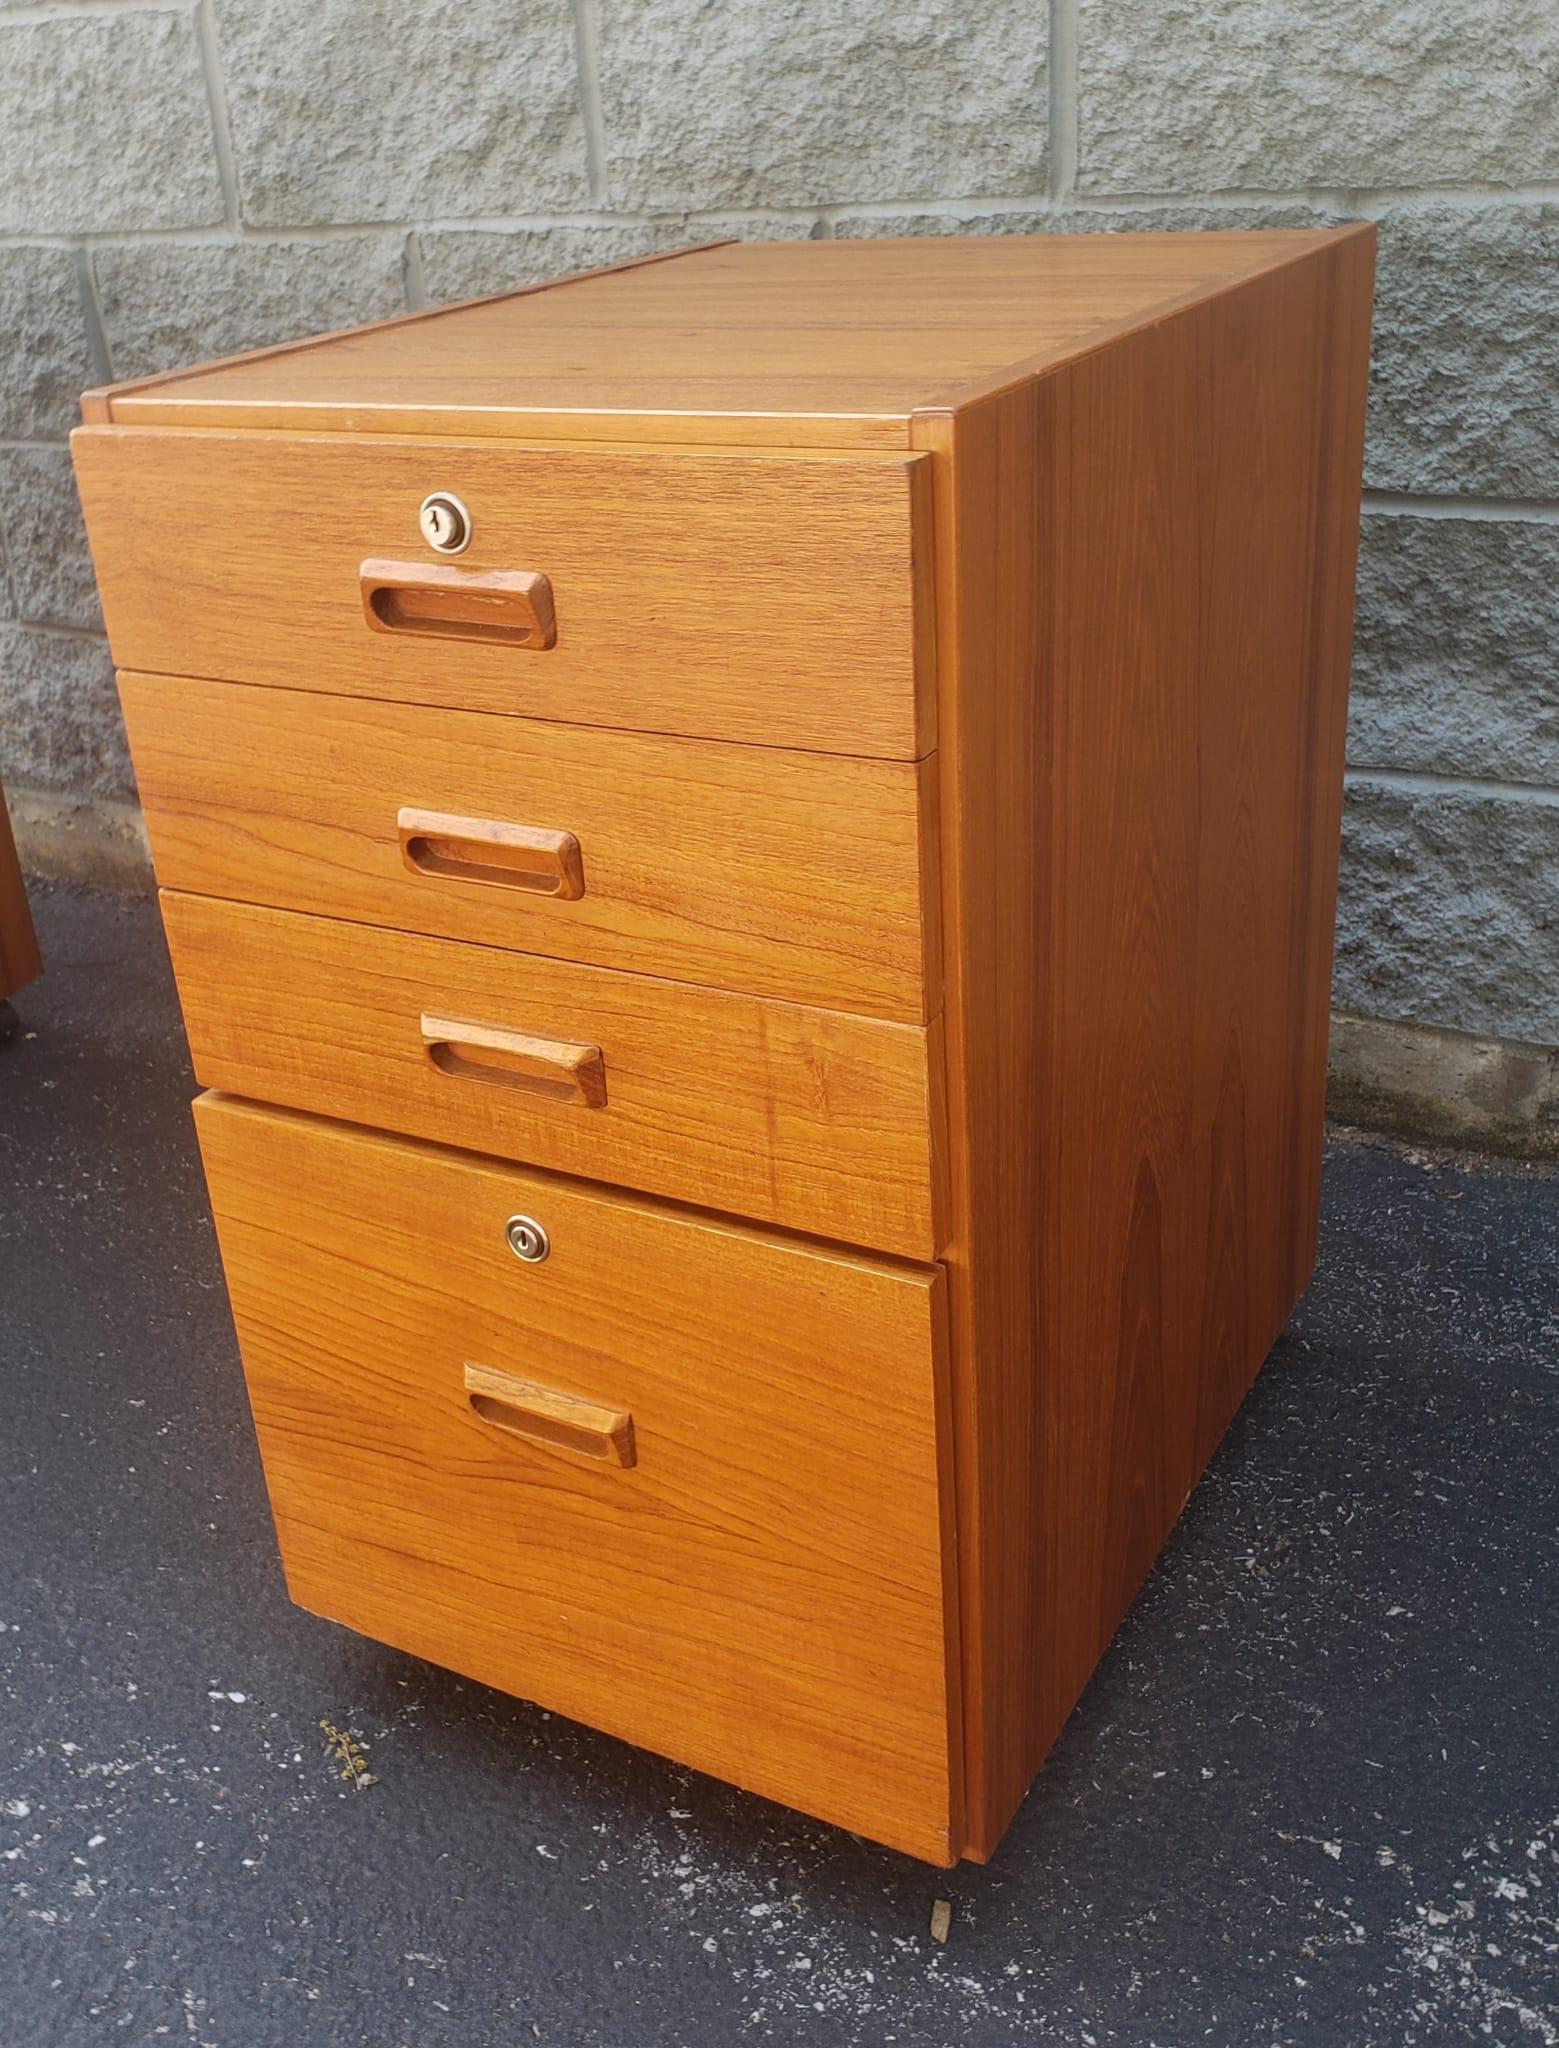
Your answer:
923,227 -> 1374,1855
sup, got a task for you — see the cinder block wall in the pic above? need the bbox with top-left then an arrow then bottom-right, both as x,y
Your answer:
2,3 -> 1555,1108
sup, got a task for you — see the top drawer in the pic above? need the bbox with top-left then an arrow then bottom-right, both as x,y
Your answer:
72,428 -> 934,759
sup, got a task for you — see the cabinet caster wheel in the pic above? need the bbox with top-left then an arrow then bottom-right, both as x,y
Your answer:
0,1001 -> 19,1046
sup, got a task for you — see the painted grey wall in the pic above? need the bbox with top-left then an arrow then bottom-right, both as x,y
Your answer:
0,1 -> 1554,1053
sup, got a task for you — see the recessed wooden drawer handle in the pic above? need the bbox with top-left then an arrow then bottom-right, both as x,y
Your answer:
420,1012 -> 607,1106
360,559 -> 557,650
464,1362 -> 636,1468
398,808 -> 585,899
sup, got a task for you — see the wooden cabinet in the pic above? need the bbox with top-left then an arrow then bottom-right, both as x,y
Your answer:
0,781 -> 41,1019
73,233 -> 1374,1865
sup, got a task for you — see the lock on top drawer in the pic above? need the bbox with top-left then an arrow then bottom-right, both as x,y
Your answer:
72,426 -> 935,759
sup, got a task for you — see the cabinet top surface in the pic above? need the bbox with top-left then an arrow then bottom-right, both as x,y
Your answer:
87,231 -> 1364,449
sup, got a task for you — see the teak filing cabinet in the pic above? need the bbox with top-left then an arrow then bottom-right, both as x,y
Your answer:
73,233 -> 1374,1865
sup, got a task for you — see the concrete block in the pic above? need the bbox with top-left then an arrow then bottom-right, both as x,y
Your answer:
1350,515 -> 1559,786
418,224 -> 683,306
1335,781 -> 1559,1047
213,0 -> 590,226
418,216 -> 820,305
0,627 -> 131,801
596,0 -> 1046,210
7,788 -> 153,895
1328,1010 -> 1559,1159
1075,0 -> 1559,193
0,247 -> 99,441
1367,204 -> 1559,499
833,202 -> 1340,239
0,448 -> 102,633
681,215 -> 824,244
0,9 -> 224,234
94,236 -> 407,381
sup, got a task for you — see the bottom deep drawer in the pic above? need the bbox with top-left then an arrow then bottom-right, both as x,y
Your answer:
194,1093 -> 962,1863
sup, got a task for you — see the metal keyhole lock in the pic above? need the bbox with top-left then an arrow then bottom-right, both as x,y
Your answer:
504,1214 -> 550,1264
419,490 -> 472,554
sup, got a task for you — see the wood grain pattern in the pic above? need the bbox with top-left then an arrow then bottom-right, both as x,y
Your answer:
93,234 -> 1345,449
74,428 -> 934,757
194,1095 -> 963,1862
0,782 -> 41,1004
913,224 -> 1374,1856
79,241 -> 732,425
117,673 -> 938,1021
163,893 -> 946,1259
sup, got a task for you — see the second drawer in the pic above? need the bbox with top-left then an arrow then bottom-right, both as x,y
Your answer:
119,672 -> 938,1022
163,893 -> 946,1258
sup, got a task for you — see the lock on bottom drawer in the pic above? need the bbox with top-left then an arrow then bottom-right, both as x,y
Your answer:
194,1094 -> 963,1863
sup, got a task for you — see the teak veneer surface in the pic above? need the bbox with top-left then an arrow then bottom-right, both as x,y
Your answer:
74,429 -> 932,757
119,674 -> 939,1022
194,1095 -> 962,1864
918,225 -> 1374,1853
0,784 -> 41,1004
89,234 -> 1336,447
73,228 -> 1375,1866
162,892 -> 945,1260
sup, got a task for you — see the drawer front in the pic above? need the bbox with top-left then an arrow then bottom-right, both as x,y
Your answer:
195,1096 -> 960,1862
75,427 -> 934,758
120,673 -> 939,1023
165,894 -> 945,1259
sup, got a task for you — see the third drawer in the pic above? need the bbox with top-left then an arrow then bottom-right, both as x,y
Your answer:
162,892 -> 947,1259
